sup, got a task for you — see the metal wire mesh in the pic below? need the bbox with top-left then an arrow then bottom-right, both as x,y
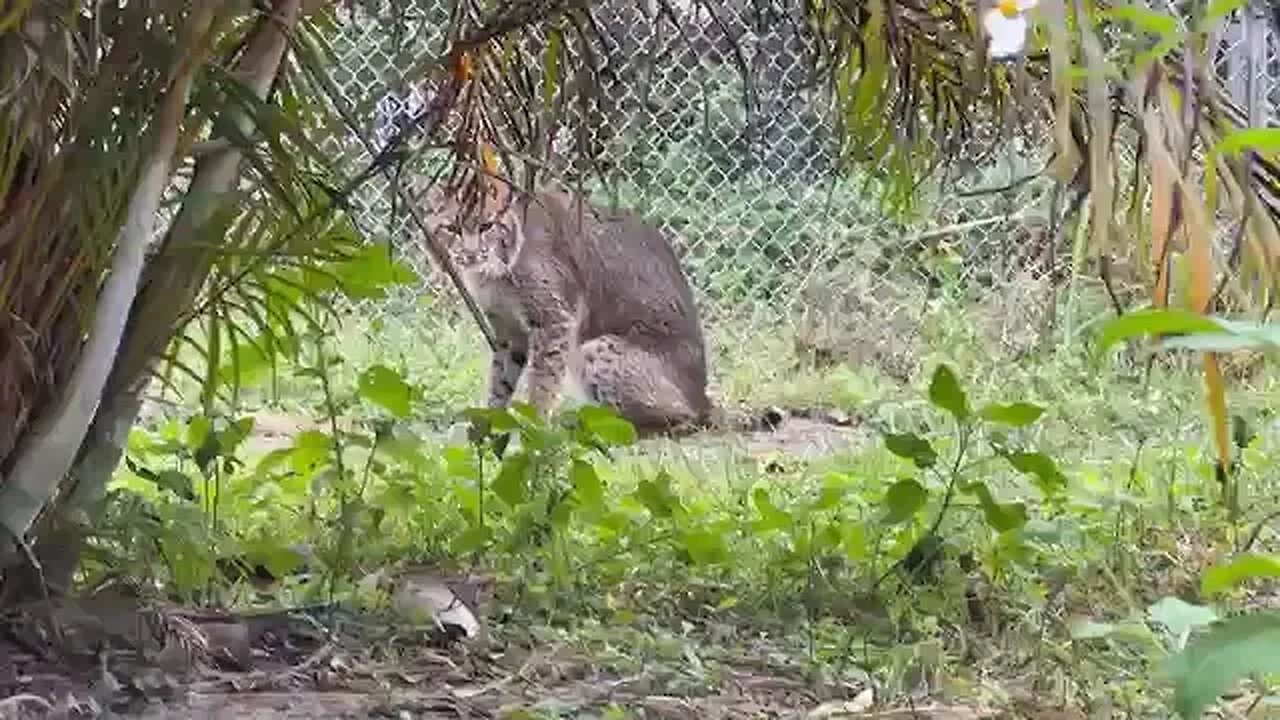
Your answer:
319,1 -> 1280,406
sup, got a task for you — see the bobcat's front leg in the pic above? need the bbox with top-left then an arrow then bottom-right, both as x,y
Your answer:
487,338 -> 527,409
520,311 -> 576,418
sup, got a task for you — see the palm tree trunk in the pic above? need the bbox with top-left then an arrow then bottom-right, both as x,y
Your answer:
10,0 -> 305,597
0,5 -> 228,572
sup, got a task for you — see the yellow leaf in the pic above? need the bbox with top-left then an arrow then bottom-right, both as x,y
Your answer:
480,143 -> 497,174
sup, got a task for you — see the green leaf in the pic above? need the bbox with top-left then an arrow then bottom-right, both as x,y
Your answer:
979,402 -> 1044,427
752,487 -> 793,531
680,529 -> 728,565
453,525 -> 493,555
493,451 -> 531,506
1157,332 -> 1271,353
1101,5 -> 1179,36
153,470 -> 196,501
570,459 -> 604,507
1216,127 -> 1280,158
884,432 -> 938,468
964,482 -> 1027,533
1166,612 -> 1280,720
328,243 -> 417,300
443,446 -> 479,479
463,407 -> 520,440
290,430 -> 332,475
1095,309 -> 1224,354
578,405 -> 637,446
1149,596 -> 1220,642
1002,451 -> 1067,494
1201,554 -> 1280,597
927,364 -> 968,420
186,416 -> 212,452
882,478 -> 927,525
357,364 -> 415,418
635,472 -> 683,519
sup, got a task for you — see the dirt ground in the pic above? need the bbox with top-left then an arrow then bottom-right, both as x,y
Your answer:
0,593 -> 999,720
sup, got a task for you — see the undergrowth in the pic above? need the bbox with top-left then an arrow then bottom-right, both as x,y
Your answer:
91,286 -> 1280,718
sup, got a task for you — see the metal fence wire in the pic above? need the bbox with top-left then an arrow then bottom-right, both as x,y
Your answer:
319,1 -> 1280,403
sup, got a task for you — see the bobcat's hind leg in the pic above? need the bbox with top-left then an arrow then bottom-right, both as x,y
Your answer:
571,334 -> 704,434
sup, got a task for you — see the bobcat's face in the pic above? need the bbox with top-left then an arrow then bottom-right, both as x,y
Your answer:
422,185 -> 521,277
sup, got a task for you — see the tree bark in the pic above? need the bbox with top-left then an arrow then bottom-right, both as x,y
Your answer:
13,0 -> 305,596
0,4 -> 227,569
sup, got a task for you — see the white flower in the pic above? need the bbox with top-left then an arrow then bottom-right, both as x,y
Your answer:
982,0 -> 1040,60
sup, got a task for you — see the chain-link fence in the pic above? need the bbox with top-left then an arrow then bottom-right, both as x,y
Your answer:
320,1 -> 1280,411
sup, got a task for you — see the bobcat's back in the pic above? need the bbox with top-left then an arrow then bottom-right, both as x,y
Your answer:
519,190 -> 709,410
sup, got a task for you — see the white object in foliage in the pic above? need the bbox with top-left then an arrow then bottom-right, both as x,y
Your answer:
981,0 -> 1039,60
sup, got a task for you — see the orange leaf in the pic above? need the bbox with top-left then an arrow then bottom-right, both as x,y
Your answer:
1203,354 -> 1230,474
451,50 -> 472,83
1175,122 -> 1231,480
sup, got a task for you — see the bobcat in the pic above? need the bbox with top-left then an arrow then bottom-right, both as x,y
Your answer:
422,180 -> 712,434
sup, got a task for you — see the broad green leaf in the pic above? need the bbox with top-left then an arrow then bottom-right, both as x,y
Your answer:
1096,309 -> 1223,353
752,487 -> 793,531
1166,612 -> 1280,720
570,459 -> 604,507
1148,596 -> 1220,643
289,430 -> 332,475
882,478 -> 927,525
680,529 -> 728,565
463,407 -> 520,437
635,473 -> 683,519
245,543 -> 308,580
964,482 -> 1027,533
884,432 -> 938,468
186,416 -> 212,452
328,244 -> 417,299
443,446 -> 478,479
493,451 -> 531,506
1201,554 -> 1280,597
453,525 -> 493,555
979,402 -> 1044,427
550,497 -> 574,529
153,470 -> 196,501
357,364 -> 415,418
927,364 -> 969,420
578,406 -> 637,446
1003,451 -> 1067,494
